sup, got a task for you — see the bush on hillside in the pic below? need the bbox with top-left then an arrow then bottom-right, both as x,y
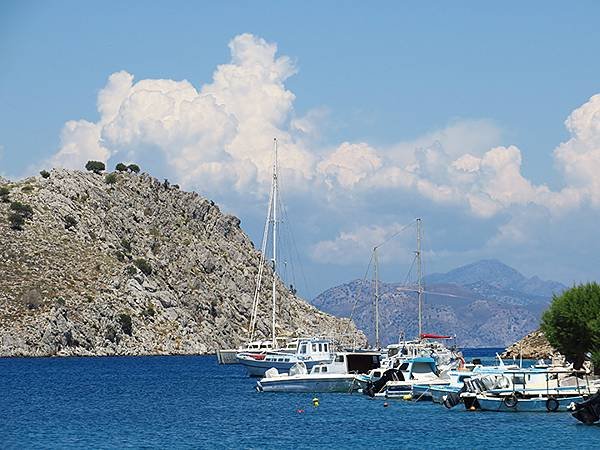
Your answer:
10,201 -> 33,219
120,239 -> 132,254
85,160 -> 105,174
8,213 -> 25,230
541,282 -> 600,369
117,313 -> 133,336
105,173 -> 117,184
39,170 -> 50,178
64,215 -> 77,230
0,186 -> 9,202
133,258 -> 152,276
115,163 -> 128,172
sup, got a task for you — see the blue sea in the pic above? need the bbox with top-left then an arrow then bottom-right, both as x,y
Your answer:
0,349 -> 597,449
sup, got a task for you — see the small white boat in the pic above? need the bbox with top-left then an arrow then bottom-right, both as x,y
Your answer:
256,352 -> 380,393
217,340 -> 274,365
238,338 -> 336,377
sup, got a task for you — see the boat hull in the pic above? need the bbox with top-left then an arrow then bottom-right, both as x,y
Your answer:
257,375 -> 361,393
477,395 -> 584,412
238,356 -> 328,377
216,349 -> 239,365
429,385 -> 461,404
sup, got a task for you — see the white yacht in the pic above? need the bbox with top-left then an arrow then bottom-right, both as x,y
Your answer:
237,337 -> 335,377
256,352 -> 381,392
216,340 -> 274,365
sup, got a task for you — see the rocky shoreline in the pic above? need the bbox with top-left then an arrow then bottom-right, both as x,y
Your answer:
501,329 -> 558,360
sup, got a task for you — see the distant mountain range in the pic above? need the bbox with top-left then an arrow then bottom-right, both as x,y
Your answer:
311,259 -> 566,347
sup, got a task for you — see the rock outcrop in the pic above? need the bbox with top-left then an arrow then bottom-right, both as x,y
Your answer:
0,169 -> 365,357
502,329 -> 558,359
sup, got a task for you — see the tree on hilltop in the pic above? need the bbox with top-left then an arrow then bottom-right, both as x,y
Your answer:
85,161 -> 106,174
115,163 -> 128,172
127,164 -> 140,174
541,282 -> 600,370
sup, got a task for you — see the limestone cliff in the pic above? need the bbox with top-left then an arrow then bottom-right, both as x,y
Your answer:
0,169 -> 365,356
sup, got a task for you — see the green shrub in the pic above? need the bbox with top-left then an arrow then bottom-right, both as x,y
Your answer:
39,170 -> 50,179
85,160 -> 105,174
126,265 -> 137,275
21,185 -> 34,193
0,186 -> 9,202
120,239 -> 132,253
105,173 -> 117,184
128,164 -> 140,174
115,163 -> 128,172
9,213 -> 25,230
117,313 -> 133,336
64,215 -> 77,230
133,258 -> 152,276
10,201 -> 33,219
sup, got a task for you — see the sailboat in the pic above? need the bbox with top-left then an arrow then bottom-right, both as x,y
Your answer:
357,219 -> 463,394
217,138 -> 284,365
232,139 -> 335,376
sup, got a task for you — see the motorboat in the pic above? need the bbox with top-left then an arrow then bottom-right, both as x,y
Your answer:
460,368 -> 596,412
360,356 -> 449,398
418,355 -> 519,404
238,337 -> 335,377
256,352 -> 381,392
570,391 -> 600,424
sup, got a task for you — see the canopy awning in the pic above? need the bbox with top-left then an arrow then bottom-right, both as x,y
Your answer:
420,333 -> 453,339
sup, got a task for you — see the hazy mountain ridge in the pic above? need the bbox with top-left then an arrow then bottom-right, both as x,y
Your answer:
312,260 -> 566,347
0,169 -> 364,357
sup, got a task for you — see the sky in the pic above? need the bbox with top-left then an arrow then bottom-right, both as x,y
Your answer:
1,1 -> 600,298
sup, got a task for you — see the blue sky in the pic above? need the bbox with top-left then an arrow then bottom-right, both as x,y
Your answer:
2,1 -> 600,296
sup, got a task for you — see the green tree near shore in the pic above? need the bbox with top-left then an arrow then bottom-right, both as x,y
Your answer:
541,282 -> 600,369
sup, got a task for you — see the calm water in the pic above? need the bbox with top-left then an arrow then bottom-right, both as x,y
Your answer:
0,349 -> 597,449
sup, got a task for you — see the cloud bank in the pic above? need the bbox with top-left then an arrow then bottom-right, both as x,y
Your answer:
48,34 -> 600,281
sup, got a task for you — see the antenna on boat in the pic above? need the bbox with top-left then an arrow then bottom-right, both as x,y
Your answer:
373,246 -> 380,349
271,137 -> 278,346
416,218 -> 423,340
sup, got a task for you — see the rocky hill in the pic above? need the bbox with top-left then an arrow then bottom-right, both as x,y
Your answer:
0,169 -> 364,357
312,260 -> 565,347
502,329 -> 557,359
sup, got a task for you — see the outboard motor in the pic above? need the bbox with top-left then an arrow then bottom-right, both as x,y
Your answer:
460,379 -> 481,410
364,369 -> 401,397
571,391 -> 600,424
442,392 -> 461,409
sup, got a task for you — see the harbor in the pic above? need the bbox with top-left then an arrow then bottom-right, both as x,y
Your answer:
3,351 -> 598,449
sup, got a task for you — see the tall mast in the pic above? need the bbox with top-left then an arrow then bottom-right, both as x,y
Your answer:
416,218 -> 423,340
373,247 -> 380,349
271,138 -> 278,345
